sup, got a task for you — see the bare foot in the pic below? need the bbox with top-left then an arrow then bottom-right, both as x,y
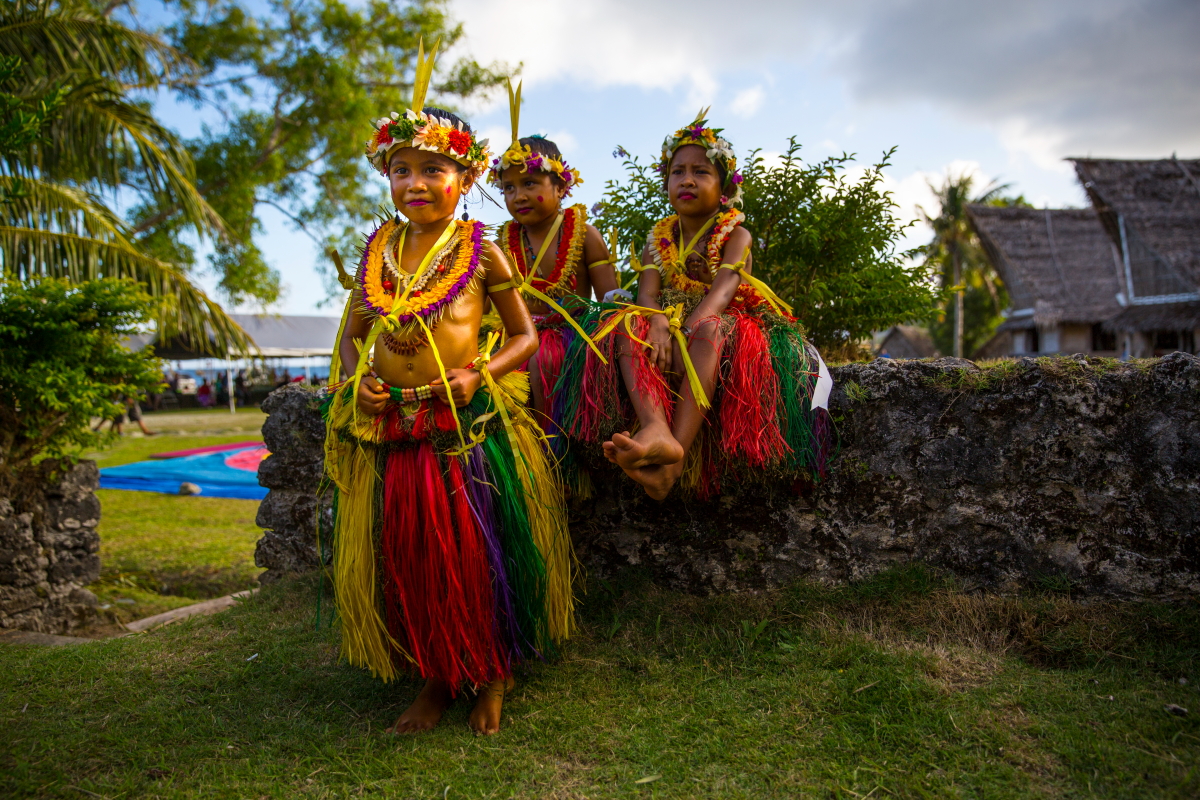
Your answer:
469,678 -> 514,736
388,678 -> 453,734
603,426 -> 683,471
627,459 -> 684,501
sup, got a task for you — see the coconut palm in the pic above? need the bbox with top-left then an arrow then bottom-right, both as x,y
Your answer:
0,1 -> 249,355
919,172 -> 1011,358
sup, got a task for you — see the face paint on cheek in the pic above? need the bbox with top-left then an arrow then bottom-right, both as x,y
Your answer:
445,185 -> 452,194
537,196 -> 544,203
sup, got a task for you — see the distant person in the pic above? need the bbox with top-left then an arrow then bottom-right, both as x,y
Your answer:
98,395 -> 154,435
197,378 -> 213,408
235,370 -> 249,406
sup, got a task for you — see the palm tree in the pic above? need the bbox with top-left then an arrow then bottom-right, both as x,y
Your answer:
0,1 -> 249,355
919,172 -> 1010,358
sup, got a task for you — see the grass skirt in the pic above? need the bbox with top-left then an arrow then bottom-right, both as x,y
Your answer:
321,371 -> 574,687
551,292 -> 835,499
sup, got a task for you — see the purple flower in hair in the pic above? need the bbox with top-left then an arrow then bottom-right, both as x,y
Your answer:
731,171 -> 744,185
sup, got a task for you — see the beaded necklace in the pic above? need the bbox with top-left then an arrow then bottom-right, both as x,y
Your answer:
357,217 -> 485,352
651,209 -> 744,294
498,203 -> 588,299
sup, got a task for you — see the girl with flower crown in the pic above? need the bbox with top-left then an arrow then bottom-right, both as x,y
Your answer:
487,81 -> 621,432
322,44 -> 574,736
556,112 -> 833,501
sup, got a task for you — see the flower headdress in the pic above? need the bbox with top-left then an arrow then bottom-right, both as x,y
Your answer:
486,79 -> 582,195
364,39 -> 491,180
656,107 -> 743,207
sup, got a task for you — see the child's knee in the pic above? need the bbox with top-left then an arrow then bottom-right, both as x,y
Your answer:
690,318 -> 722,346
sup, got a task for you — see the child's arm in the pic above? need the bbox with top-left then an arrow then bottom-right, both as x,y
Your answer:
685,226 -> 754,328
339,296 -> 389,416
582,224 -> 620,301
637,245 -> 676,374
431,241 -> 538,407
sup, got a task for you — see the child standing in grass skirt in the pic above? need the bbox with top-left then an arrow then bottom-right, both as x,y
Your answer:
554,112 -> 834,501
322,42 -> 573,737
487,81 -> 621,438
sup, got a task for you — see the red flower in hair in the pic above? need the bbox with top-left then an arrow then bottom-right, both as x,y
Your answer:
373,125 -> 392,146
447,129 -> 471,155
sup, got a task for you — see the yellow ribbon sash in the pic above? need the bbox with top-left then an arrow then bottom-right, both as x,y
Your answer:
589,301 -> 711,411
490,214 -> 609,363
717,246 -> 793,316
351,220 -> 465,445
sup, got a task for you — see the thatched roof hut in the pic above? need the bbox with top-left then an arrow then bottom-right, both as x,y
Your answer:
876,325 -> 939,359
966,205 -> 1122,333
1072,157 -> 1200,333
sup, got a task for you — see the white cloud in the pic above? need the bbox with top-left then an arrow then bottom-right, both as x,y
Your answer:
878,160 -> 989,250
543,129 -> 578,151
451,0 -> 1200,166
836,0 -> 1200,160
731,86 -> 765,117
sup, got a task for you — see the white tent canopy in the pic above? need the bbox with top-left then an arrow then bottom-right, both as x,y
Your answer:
226,314 -> 340,358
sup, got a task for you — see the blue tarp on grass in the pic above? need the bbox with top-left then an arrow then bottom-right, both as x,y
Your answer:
99,445 -> 269,500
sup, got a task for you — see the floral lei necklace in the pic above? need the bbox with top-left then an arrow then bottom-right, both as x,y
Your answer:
651,209 -> 744,294
498,203 -> 588,299
357,217 -> 485,353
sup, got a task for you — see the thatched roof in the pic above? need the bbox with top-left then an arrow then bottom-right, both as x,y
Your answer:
1104,301 -> 1200,333
971,330 -> 1013,361
1072,157 -> 1200,297
966,205 -> 1122,331
877,325 -> 939,359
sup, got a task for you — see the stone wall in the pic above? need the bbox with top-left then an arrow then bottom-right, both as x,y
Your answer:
0,460 -> 101,632
254,354 -> 1200,599
254,385 -> 332,582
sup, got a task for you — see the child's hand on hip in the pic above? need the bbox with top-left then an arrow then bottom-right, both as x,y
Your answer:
431,368 -> 482,408
356,375 -> 388,416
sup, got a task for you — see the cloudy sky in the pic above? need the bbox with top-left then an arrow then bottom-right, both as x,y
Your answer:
208,0 -> 1200,315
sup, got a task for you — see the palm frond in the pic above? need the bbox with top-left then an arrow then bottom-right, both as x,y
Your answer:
0,179 -> 250,357
11,78 -> 226,240
0,1 -> 190,87
1,173 -> 128,238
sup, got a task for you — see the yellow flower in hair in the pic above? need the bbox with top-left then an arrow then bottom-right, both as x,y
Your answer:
418,125 -> 450,150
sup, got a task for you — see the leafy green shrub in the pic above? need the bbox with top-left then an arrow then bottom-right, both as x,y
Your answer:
594,141 -> 939,354
0,277 -> 162,484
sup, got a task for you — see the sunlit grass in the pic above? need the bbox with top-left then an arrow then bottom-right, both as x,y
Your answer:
81,415 -> 267,624
2,567 -> 1196,799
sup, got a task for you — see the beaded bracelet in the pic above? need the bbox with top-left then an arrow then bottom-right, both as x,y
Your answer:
391,384 -> 433,404
374,361 -> 477,405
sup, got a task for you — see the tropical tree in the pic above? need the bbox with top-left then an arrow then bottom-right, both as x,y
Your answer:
918,172 -> 1027,358
595,142 -> 938,355
0,277 -> 162,488
0,0 -> 249,354
141,0 -> 509,301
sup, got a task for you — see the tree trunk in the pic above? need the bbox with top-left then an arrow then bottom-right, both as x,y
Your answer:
953,247 -> 964,358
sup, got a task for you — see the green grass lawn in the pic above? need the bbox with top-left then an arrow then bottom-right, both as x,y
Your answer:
80,409 -> 268,624
1,567 -> 1196,799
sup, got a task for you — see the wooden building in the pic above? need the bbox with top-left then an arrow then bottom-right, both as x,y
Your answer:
1072,157 -> 1200,357
967,206 -> 1123,356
